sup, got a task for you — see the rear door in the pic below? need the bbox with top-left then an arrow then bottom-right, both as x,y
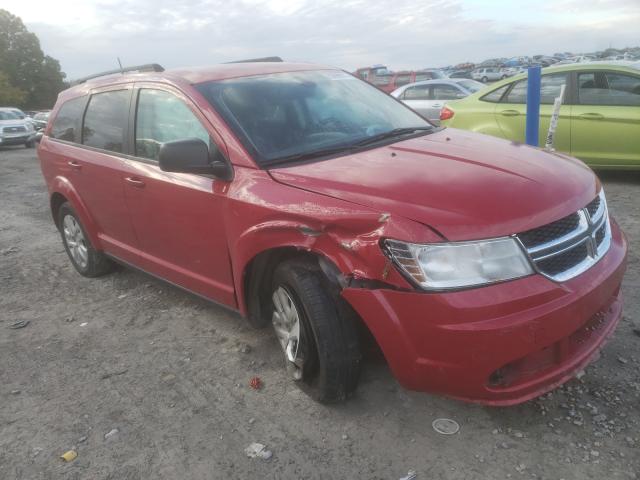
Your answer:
120,84 -> 236,307
495,72 -> 571,151
401,84 -> 434,120
570,70 -> 640,167
56,87 -> 140,261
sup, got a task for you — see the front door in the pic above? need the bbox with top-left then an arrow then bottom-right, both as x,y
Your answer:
571,70 -> 640,167
494,72 -> 571,151
121,86 -> 236,307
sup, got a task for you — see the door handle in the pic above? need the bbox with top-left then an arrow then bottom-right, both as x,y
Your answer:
67,160 -> 82,170
125,177 -> 145,188
579,112 -> 604,120
432,104 -> 442,108
500,109 -> 520,117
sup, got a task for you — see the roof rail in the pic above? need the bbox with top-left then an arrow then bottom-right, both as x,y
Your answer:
71,63 -> 165,86
225,56 -> 283,64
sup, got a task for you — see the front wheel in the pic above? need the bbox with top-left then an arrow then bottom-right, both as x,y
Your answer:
25,140 -> 34,148
271,259 -> 361,403
482,76 -> 489,83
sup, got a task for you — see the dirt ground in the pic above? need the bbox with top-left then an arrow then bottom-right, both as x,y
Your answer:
1,145 -> 638,480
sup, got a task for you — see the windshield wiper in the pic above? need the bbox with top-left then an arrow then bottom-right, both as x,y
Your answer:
353,126 -> 433,147
267,143 -> 357,166
267,126 -> 433,166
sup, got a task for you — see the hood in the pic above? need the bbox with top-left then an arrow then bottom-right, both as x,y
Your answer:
269,128 -> 598,241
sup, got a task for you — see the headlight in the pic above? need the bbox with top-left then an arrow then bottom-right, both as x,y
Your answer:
384,237 -> 533,290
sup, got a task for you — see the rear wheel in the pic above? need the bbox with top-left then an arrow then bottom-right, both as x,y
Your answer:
271,259 -> 361,403
58,202 -> 113,277
482,76 -> 489,83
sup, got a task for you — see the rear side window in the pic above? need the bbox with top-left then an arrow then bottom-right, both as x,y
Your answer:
432,84 -> 462,100
50,96 -> 86,142
578,72 -> 640,106
403,85 -> 430,100
82,90 -> 130,153
135,89 -> 210,161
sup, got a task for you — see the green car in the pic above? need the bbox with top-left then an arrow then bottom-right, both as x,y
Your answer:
442,62 -> 640,169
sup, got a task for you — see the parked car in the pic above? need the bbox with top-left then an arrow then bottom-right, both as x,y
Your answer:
0,108 -> 36,147
39,62 -> 627,405
441,62 -> 640,168
501,66 -> 527,77
448,70 -> 473,79
356,67 -> 445,93
32,111 -> 51,130
391,78 -> 485,124
471,67 -> 506,82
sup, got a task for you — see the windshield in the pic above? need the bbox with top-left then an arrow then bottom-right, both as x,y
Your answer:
197,70 -> 431,165
0,111 -> 19,120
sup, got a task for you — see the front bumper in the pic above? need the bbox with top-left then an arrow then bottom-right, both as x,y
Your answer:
343,219 -> 627,405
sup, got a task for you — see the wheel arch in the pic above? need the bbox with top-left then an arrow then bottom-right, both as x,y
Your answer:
241,246 -> 345,327
48,176 -> 102,248
241,245 -> 385,364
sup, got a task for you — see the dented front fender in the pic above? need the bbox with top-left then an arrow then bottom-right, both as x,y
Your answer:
227,168 -> 441,314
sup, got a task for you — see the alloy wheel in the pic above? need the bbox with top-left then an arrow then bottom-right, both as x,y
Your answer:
62,214 -> 88,269
272,286 -> 304,379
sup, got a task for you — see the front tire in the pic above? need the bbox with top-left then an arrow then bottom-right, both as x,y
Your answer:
58,202 -> 113,277
25,140 -> 34,148
482,76 -> 489,83
271,259 -> 361,403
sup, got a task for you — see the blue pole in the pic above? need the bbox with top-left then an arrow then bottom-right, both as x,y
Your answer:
525,66 -> 541,146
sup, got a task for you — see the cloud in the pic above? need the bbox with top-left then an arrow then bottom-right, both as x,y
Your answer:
3,0 -> 638,79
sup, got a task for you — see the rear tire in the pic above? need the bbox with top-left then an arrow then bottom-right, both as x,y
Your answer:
271,259 -> 361,403
58,202 -> 113,277
482,76 -> 489,83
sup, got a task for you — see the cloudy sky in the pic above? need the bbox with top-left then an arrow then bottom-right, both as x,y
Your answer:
2,0 -> 639,80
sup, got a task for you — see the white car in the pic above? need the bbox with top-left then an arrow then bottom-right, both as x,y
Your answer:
471,67 -> 506,82
0,108 -> 36,148
391,78 -> 486,125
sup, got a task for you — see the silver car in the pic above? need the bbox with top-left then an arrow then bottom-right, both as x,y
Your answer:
391,79 -> 486,124
471,67 -> 507,82
0,108 -> 36,148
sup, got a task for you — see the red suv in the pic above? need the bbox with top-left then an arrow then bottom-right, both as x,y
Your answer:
39,62 -> 627,405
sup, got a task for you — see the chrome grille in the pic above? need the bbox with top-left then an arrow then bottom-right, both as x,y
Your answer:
515,190 -> 611,282
518,213 -> 581,249
3,126 -> 26,133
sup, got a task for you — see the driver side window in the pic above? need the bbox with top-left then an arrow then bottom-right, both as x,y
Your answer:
135,89 -> 210,161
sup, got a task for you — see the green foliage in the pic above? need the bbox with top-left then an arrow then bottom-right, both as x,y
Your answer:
0,71 -> 25,105
0,9 -> 66,109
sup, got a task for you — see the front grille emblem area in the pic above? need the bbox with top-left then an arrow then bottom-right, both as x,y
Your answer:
516,190 -> 611,282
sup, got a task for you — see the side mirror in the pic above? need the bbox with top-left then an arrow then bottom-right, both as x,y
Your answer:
159,138 -> 233,181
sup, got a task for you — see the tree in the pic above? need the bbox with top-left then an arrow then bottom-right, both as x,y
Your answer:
0,9 -> 66,109
0,71 -> 25,105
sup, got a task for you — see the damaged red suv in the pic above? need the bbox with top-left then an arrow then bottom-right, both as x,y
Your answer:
39,62 -> 627,405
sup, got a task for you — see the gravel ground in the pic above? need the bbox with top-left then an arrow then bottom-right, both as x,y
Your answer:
1,146 -> 639,480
